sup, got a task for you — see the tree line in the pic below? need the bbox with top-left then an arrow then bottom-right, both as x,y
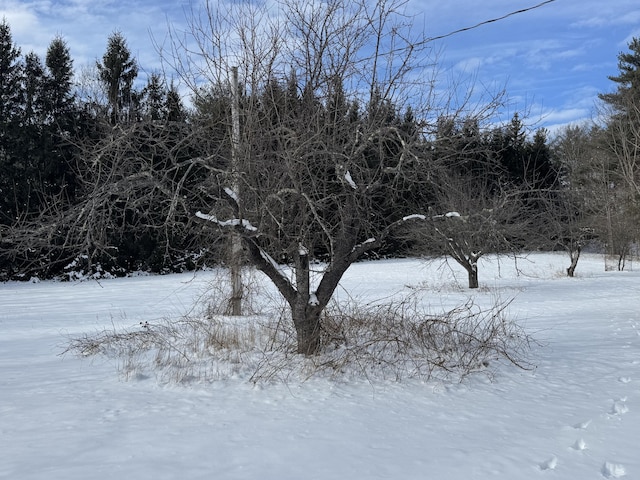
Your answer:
0,6 -> 638,290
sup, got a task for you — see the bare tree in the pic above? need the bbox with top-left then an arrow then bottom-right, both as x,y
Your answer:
1,116 -> 223,278
595,36 -> 640,268
586,118 -> 639,271
544,124 -> 598,276
408,172 -> 527,288
162,0 -> 446,354
157,0 -> 541,353
547,121 -> 637,276
608,110 -> 640,197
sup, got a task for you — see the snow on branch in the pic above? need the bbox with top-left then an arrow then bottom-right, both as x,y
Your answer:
258,247 -> 290,282
335,163 -> 357,190
223,187 -> 239,203
403,212 -> 466,222
195,211 -> 257,232
352,237 -> 376,252
402,214 -> 426,221
308,293 -> 320,306
433,211 -> 462,219
344,170 -> 357,189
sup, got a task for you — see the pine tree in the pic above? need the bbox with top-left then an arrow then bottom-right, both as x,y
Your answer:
599,37 -> 640,114
525,128 -> 557,190
0,20 -> 22,124
23,52 -> 46,126
43,36 -> 78,200
165,83 -> 186,123
598,36 -> 640,248
500,113 -> 528,183
142,73 -> 165,121
45,36 -> 75,122
19,52 -> 47,208
96,31 -> 138,124
0,20 -> 24,223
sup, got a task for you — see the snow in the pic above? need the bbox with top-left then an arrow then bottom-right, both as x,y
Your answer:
308,292 -> 319,306
223,187 -> 239,203
1,253 -> 639,479
258,247 -> 290,282
344,170 -> 357,189
402,213 -> 426,221
352,237 -> 376,252
432,211 -> 462,219
195,211 -> 257,231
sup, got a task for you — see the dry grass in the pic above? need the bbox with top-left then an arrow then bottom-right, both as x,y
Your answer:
63,277 -> 533,385
312,295 -> 532,382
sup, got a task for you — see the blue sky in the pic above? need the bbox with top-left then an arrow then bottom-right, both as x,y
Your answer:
1,0 -> 639,135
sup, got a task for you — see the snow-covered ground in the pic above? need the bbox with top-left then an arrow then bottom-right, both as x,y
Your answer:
1,253 -> 639,479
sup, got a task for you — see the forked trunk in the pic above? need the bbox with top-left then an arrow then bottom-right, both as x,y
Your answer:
291,300 -> 323,355
243,230 -> 361,356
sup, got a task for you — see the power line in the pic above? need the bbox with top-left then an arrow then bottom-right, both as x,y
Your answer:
426,0 -> 557,43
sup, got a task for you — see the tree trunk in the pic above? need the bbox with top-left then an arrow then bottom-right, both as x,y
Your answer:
567,247 -> 580,277
243,237 -> 330,355
291,299 -> 322,355
229,66 -> 243,315
230,233 -> 243,315
467,265 -> 479,289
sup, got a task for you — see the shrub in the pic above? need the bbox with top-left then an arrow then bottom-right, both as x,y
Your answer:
63,274 -> 533,385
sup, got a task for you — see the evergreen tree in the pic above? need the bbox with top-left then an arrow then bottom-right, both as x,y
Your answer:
599,37 -> 640,114
500,113 -> 527,182
45,36 -> 75,122
19,52 -> 47,209
23,52 -> 46,125
598,36 -> 640,259
525,128 -> 557,190
165,82 -> 186,123
43,36 -> 78,200
0,20 -> 24,223
96,31 -> 138,124
142,73 -> 165,121
0,20 -> 22,123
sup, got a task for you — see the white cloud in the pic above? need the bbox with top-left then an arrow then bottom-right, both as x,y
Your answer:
0,1 -> 45,51
572,7 -> 640,29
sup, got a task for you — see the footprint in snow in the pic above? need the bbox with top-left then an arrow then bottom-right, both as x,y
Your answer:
573,419 -> 591,429
571,438 -> 587,451
618,377 -> 631,384
539,456 -> 558,471
601,461 -> 626,478
610,399 -> 629,416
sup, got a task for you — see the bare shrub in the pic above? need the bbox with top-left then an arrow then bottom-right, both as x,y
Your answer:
64,315 -> 273,383
198,267 -> 268,317
310,293 -> 531,382
63,279 -> 532,384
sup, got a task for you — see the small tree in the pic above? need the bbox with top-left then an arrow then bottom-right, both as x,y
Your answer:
411,174 -> 526,289
406,115 -> 531,289
548,124 -> 600,277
